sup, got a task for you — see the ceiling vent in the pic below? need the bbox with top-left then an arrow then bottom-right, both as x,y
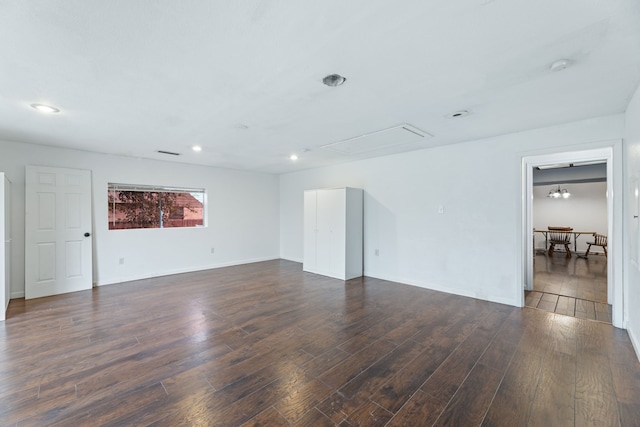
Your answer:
320,124 -> 432,155
156,150 -> 181,156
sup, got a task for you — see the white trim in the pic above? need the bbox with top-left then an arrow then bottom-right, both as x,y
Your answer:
11,291 -> 24,299
364,272 -> 515,307
520,142 -> 624,328
108,183 -> 205,193
95,256 -> 279,286
628,326 -> 640,363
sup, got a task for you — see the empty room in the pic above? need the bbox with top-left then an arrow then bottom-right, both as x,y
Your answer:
1,1 -> 640,426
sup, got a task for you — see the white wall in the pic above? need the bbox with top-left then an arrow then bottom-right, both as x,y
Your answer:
533,182 -> 607,253
0,140 -> 280,297
280,114 -> 624,307
624,83 -> 640,357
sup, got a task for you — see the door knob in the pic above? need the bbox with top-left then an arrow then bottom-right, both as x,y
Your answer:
84,232 -> 91,237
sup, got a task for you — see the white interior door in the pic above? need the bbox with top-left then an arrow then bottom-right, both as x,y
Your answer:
25,166 -> 93,299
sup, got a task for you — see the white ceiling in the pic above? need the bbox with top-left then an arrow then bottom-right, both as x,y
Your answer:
1,0 -> 639,174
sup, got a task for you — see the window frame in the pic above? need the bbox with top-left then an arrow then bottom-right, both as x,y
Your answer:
108,183 -> 206,230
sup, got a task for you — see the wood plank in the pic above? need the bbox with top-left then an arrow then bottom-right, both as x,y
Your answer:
609,362 -> 640,404
273,378 -> 331,423
555,296 -> 575,316
421,333 -> 495,402
433,363 -> 503,426
482,350 -> 544,426
317,339 -> 396,390
618,401 -> 640,427
574,350 -> 619,426
386,390 -> 446,427
33,382 -> 168,427
478,333 -> 519,373
370,335 -> 462,413
316,339 -> 424,422
575,299 -> 597,320
302,347 -> 351,378
527,351 -> 576,426
289,408 -> 335,427
525,291 -> 542,307
536,299 -> 557,312
507,309 -> 553,357
338,400 -> 393,427
241,407 -> 289,427
546,314 -> 578,356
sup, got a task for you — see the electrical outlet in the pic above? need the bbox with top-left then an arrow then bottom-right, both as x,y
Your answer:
211,247 -> 215,254
438,205 -> 444,214
374,249 -> 379,256
119,258 -> 125,265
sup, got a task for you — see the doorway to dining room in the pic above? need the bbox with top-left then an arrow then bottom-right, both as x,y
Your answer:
521,144 -> 623,328
526,166 -> 610,322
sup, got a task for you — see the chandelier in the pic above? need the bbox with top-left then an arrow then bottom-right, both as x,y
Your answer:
547,185 -> 570,199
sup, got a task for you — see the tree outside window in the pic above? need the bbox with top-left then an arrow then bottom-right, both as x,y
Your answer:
108,184 -> 204,230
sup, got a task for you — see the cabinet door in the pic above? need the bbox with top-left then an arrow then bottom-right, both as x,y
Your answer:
303,190 -> 317,272
316,189 -> 346,278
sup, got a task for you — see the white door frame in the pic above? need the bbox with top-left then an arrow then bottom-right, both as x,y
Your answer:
520,142 -> 624,328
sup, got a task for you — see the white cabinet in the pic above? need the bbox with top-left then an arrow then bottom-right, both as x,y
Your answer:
304,187 -> 363,280
0,173 -> 10,320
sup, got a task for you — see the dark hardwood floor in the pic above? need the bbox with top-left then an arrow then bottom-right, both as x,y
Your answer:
527,252 -> 611,322
1,259 -> 638,426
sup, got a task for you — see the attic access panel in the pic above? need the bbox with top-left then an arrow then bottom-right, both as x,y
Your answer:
320,124 -> 432,155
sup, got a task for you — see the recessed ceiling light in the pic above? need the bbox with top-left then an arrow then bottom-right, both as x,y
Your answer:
549,59 -> 572,72
289,154 -> 298,161
322,74 -> 346,87
31,103 -> 60,113
447,110 -> 470,119
192,145 -> 202,152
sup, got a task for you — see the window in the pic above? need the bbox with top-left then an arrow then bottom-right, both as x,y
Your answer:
108,183 -> 205,230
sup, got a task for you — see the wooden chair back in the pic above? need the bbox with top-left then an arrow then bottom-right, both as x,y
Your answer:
593,234 -> 607,247
585,233 -> 608,257
548,230 -> 571,243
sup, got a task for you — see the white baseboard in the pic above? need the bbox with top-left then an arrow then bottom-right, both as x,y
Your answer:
628,324 -> 640,363
11,291 -> 24,299
95,256 -> 280,287
363,270 -> 517,307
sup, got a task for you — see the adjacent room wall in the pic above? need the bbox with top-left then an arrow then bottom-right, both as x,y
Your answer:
624,82 -> 640,355
280,114 -> 624,307
533,182 -> 607,253
0,140 -> 280,297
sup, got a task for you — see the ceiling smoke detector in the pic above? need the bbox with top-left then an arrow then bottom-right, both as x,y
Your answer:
550,59 -> 572,72
447,110 -> 470,119
31,103 -> 60,113
322,74 -> 346,87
